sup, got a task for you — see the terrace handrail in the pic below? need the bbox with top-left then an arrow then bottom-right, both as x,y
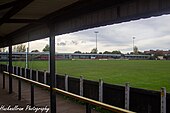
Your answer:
3,71 -> 136,113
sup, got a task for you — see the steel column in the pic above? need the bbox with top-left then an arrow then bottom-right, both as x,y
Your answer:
86,103 -> 91,113
49,24 -> 56,113
31,84 -> 34,107
9,45 -> 12,94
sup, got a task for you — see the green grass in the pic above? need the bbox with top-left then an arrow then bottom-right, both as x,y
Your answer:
2,60 -> 170,92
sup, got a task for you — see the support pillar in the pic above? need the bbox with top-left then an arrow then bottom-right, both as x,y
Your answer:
9,45 -> 12,94
49,24 -> 56,113
36,70 -> 38,82
20,67 -> 22,76
125,83 -> 130,110
16,66 -> 18,75
7,64 -> 9,72
25,68 -> 27,78
65,74 -> 68,91
161,87 -> 166,113
99,79 -> 103,102
80,75 -> 83,96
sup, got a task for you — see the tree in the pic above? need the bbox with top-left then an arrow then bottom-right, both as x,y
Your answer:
138,51 -> 143,55
13,44 -> 26,52
31,50 -> 39,52
0,48 -> 5,52
3,48 -> 6,52
133,46 -> 138,55
74,51 -> 81,54
112,50 -> 121,54
103,50 -> 121,54
90,48 -> 97,54
43,44 -> 50,52
13,46 -> 17,52
103,51 -> 111,54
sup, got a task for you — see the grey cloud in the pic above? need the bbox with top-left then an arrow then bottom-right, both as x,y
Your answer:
56,38 -> 87,46
39,15 -> 170,53
71,40 -> 78,45
57,42 -> 66,46
81,40 -> 86,43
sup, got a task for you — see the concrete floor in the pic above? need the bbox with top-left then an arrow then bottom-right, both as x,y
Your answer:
0,73 -> 99,113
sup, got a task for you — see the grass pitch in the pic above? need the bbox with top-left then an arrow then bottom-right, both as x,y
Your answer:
2,60 -> 170,92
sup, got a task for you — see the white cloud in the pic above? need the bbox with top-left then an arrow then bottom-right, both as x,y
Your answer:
29,38 -> 49,52
28,14 -> 170,53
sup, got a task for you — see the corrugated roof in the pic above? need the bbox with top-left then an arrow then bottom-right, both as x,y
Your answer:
12,0 -> 78,19
0,0 -> 170,48
0,0 -> 78,37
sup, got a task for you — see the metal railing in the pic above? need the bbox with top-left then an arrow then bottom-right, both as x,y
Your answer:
2,71 -> 136,113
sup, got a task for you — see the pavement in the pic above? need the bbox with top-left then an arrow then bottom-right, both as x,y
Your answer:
0,73 -> 99,113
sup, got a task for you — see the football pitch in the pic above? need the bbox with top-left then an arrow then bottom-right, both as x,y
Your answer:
2,60 -> 170,92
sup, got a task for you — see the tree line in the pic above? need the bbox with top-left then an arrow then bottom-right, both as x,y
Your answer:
74,48 -> 122,54
1,44 -> 141,55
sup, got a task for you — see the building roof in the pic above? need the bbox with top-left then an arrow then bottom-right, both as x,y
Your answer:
0,52 -> 151,57
1,0 -> 170,47
0,0 -> 78,40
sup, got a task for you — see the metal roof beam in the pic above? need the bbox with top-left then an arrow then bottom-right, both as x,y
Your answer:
0,0 -> 34,26
2,19 -> 38,23
6,0 -> 129,38
0,1 -> 16,10
42,0 -> 129,23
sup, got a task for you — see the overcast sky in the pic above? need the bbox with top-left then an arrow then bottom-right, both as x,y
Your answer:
28,14 -> 170,54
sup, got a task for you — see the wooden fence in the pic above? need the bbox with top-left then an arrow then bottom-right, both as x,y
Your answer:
0,64 -> 169,113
